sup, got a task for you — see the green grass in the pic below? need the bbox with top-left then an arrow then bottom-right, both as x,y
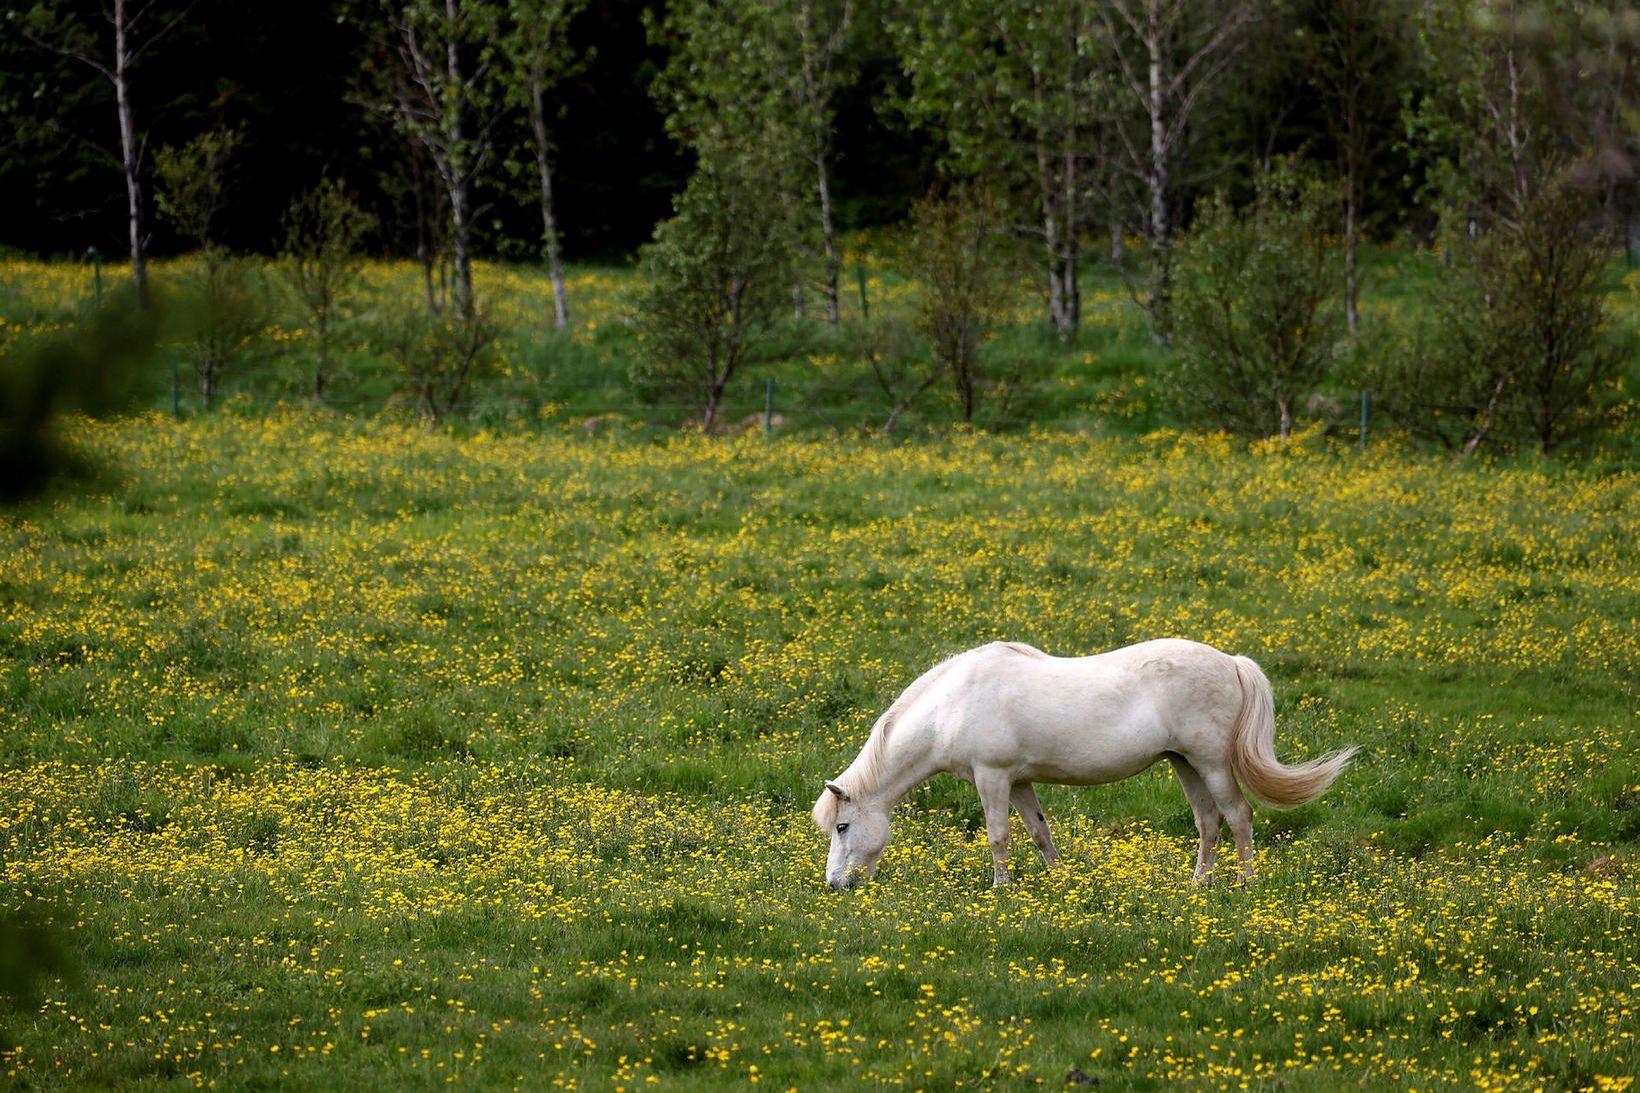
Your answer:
10,241 -> 1633,446
0,416 -> 1635,1089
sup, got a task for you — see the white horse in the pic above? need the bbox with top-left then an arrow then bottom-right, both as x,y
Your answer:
813,639 -> 1357,889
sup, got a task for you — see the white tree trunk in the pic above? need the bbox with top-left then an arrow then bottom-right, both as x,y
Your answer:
444,0 -> 475,316
816,145 -> 840,324
114,0 -> 147,304
1147,11 -> 1172,338
529,74 -> 570,330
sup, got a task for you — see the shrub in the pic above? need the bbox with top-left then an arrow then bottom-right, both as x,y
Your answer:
629,145 -> 798,432
155,127 -> 265,410
173,256 -> 266,410
906,183 -> 1018,425
280,178 -> 375,402
1366,178 -> 1627,456
1169,163 -> 1343,441
377,302 -> 499,426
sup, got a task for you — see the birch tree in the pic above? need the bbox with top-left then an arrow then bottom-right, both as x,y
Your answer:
652,0 -> 856,323
630,143 -> 797,433
892,0 -> 1116,340
500,0 -> 586,331
19,0 -> 198,305
355,0 -> 503,317
1302,0 -> 1412,333
785,0 -> 854,323
1096,0 -> 1254,338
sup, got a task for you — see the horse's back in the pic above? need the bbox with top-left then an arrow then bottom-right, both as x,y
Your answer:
932,639 -> 1245,782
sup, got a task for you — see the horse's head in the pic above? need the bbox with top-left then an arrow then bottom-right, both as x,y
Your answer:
813,780 -> 890,889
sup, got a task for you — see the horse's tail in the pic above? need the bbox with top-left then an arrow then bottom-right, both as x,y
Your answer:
1228,655 -> 1358,807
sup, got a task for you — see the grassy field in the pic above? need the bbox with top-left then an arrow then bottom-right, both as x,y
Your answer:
1,413 -> 1636,1089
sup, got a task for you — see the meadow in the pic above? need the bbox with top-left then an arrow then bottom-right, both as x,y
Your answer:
0,408 -> 1636,1090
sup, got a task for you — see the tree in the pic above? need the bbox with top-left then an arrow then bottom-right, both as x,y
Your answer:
629,146 -> 798,432
500,0 -> 587,331
355,0 -> 504,317
1096,0 -> 1255,338
652,0 -> 857,324
892,0 -> 1115,340
1169,162 -> 1343,441
1300,0 -> 1414,332
1403,0 -> 1570,243
280,177 -> 376,402
154,126 -> 263,410
379,301 -> 499,424
907,183 -> 1018,423
1369,178 -> 1625,456
19,0 -> 198,304
786,0 -> 855,324
153,126 -> 239,249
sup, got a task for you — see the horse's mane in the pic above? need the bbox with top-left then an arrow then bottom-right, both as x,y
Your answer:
809,695 -> 914,830
815,644 -> 1046,829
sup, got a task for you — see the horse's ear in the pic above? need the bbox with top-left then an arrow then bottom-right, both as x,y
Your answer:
825,781 -> 849,802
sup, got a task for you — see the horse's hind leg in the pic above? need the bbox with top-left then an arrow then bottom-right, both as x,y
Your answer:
1010,783 -> 1059,868
1197,762 -> 1256,883
1167,754 -> 1223,884
974,768 -> 1015,887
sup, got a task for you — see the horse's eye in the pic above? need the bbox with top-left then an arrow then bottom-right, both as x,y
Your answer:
836,822 -> 850,834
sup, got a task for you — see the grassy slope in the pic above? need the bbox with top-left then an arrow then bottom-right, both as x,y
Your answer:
1,416 -> 1635,1089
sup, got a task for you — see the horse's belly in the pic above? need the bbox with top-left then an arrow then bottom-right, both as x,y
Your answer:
976,708 -> 1167,785
1013,742 -> 1162,785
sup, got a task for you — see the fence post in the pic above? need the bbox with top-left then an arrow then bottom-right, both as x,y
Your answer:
765,376 -> 776,433
855,265 -> 869,322
88,245 -> 102,305
1360,390 -> 1370,450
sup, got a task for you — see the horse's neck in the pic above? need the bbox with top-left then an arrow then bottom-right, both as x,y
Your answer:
852,717 -> 940,810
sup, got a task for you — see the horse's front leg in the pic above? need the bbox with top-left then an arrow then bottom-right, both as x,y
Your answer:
1009,783 -> 1059,867
974,768 -> 1015,887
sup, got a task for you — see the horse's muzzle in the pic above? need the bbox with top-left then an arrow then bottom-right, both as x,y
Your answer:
828,862 -> 874,890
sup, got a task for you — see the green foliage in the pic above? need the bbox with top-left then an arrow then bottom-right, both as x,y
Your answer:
650,0 -> 857,320
154,127 -> 265,410
1367,179 -> 1628,455
0,293 -> 160,501
375,299 -> 500,425
166,254 -> 268,411
628,148 -> 798,431
351,0 -> 506,317
888,0 -> 1116,337
498,0 -> 587,116
1397,0 -> 1639,244
280,177 -> 376,401
153,127 -> 242,250
906,184 -> 1021,423
1169,162 -> 1344,440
